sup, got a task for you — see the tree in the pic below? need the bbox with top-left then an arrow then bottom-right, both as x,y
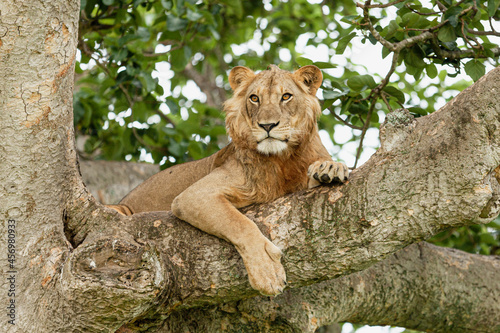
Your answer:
1,1 -> 499,333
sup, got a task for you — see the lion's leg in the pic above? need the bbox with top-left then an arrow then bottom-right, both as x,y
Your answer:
171,166 -> 286,296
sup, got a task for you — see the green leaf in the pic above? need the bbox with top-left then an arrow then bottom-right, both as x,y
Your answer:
464,59 -> 485,82
161,0 -> 172,10
186,8 -> 203,21
113,48 -> 128,62
385,20 -> 399,40
481,42 -> 498,58
313,61 -> 337,69
170,45 -> 192,71
73,100 -> 86,125
336,32 -> 356,55
401,12 -> 420,27
322,98 -> 335,110
341,15 -> 360,24
480,232 -> 496,245
82,102 -> 93,128
444,7 -> 462,27
162,127 -> 177,138
438,69 -> 448,81
408,107 -> 428,116
488,0 -> 500,16
133,0 -> 146,7
166,14 -> 188,31
102,0 -> 114,5
351,115 -> 362,127
188,141 -> 204,159
132,101 -> 148,121
368,33 -> 377,45
383,86 -> 405,103
208,26 -> 220,40
138,72 -> 158,93
296,57 -> 314,66
437,24 -> 456,43
426,63 -> 438,79
137,27 -> 150,42
323,89 -> 348,100
349,101 -> 369,115
142,134 -> 158,147
404,47 -> 426,69
381,46 -> 391,59
346,75 -> 377,92
165,98 -> 179,115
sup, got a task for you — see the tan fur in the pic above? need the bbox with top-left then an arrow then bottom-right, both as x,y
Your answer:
107,65 -> 349,295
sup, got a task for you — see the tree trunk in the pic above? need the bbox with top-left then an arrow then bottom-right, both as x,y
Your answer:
1,1 -> 500,332
0,0 -> 81,332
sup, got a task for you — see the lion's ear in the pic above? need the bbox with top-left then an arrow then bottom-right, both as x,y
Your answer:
293,65 -> 323,95
228,66 -> 255,91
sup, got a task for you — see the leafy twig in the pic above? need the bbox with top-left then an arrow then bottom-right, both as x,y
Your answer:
466,28 -> 500,37
79,39 -> 176,128
380,92 -> 393,113
359,0 -> 405,9
328,107 -> 364,130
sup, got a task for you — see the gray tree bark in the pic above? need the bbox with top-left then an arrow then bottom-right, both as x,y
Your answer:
79,160 -> 159,205
0,0 -> 81,332
159,242 -> 500,333
1,1 -> 500,332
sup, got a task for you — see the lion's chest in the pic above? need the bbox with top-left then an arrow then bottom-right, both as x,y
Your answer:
244,159 -> 309,203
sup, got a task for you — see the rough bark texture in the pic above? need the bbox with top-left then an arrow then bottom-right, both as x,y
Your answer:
80,161 -> 500,333
1,0 -> 500,332
159,242 -> 500,333
0,0 -> 80,332
69,66 -> 500,332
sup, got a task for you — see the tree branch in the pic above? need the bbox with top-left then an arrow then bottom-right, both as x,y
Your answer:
159,242 -> 500,333
433,47 -> 500,60
181,62 -> 227,109
66,67 -> 500,331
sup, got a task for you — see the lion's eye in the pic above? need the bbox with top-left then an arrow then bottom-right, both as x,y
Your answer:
250,95 -> 259,103
282,93 -> 292,101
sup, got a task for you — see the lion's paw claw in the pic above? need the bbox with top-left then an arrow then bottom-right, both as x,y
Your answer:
239,239 -> 286,296
308,160 -> 349,188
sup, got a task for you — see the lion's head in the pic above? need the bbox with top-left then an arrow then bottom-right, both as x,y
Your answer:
224,65 -> 323,156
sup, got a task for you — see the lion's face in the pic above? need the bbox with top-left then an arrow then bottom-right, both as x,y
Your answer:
224,65 -> 323,156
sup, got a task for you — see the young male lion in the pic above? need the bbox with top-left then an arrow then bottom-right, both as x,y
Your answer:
108,65 -> 349,295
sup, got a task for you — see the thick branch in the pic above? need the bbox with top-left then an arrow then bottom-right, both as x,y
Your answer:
160,242 -> 500,333
66,67 -> 500,331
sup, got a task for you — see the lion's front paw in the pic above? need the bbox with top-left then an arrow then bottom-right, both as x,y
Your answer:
308,160 -> 349,188
239,238 -> 287,296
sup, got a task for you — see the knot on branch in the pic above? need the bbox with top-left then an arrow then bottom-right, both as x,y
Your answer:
380,108 -> 415,152
61,234 -> 169,328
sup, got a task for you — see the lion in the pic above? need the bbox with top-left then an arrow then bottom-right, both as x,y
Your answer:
107,65 -> 349,295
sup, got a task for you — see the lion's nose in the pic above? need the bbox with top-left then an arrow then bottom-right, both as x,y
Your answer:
258,122 -> 279,133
